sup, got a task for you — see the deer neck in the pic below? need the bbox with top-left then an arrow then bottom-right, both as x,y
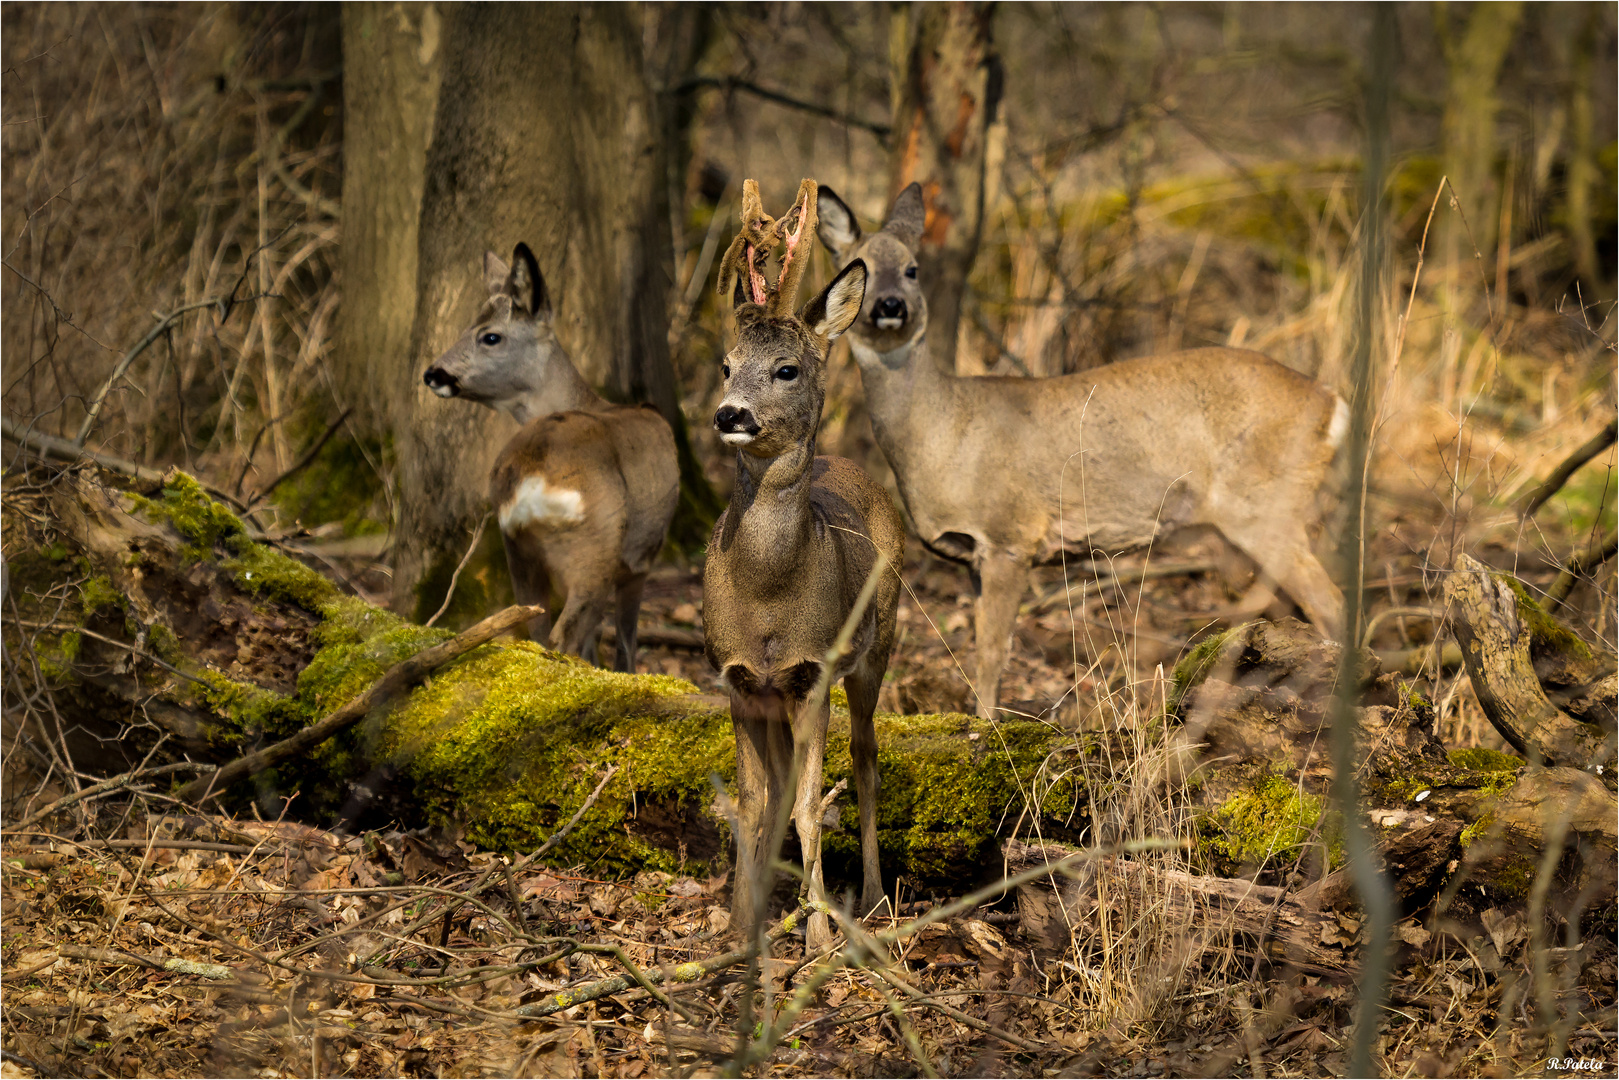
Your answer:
500,351 -> 603,426
848,332 -> 953,460
722,438 -> 817,582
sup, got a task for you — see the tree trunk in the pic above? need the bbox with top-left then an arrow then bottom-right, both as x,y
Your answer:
390,6 -> 700,620
886,2 -> 1002,375
1435,1 -> 1524,297
335,2 -> 444,439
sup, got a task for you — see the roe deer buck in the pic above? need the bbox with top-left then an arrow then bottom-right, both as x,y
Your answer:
423,242 -> 678,670
704,180 -> 903,946
817,183 -> 1347,718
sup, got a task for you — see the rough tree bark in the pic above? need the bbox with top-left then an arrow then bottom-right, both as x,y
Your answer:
886,2 -> 1003,375
335,2 -> 444,438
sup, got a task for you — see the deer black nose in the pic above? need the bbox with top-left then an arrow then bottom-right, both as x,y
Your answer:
423,367 -> 460,397
714,405 -> 760,435
872,297 -> 907,323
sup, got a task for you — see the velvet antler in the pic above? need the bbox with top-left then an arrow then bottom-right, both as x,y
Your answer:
716,178 -> 820,317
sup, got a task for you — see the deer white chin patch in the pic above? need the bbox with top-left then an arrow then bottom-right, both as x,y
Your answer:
720,432 -> 756,446
874,317 -> 903,330
499,476 -> 586,530
430,384 -> 457,398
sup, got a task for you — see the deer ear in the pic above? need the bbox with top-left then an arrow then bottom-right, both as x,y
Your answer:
508,243 -> 552,321
484,251 -> 511,295
882,182 -> 926,250
801,259 -> 867,342
816,186 -> 863,263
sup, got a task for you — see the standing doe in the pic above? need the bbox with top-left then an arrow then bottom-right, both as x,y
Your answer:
704,180 -> 903,946
818,183 -> 1347,718
423,243 -> 678,670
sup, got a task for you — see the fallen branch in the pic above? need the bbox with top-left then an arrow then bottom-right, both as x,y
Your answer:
176,603 -> 543,803
59,944 -> 234,980
5,762 -> 210,835
1516,419 -> 1618,520
1444,554 -> 1612,769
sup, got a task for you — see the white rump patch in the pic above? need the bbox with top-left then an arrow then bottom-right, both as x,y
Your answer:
1326,396 -> 1350,450
499,476 -> 585,530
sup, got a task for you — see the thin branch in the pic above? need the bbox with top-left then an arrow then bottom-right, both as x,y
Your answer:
1515,419 -> 1618,520
75,298 -> 223,445
1546,528 -> 1619,608
677,75 -> 891,141
5,762 -> 208,835
1,416 -> 250,511
245,406 -> 354,508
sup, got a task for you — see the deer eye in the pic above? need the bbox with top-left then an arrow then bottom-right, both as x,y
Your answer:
479,332 -> 503,346
721,363 -> 731,379
904,265 -> 917,279
774,364 -> 799,382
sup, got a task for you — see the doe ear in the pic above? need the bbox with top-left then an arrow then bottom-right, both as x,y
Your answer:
801,259 -> 868,342
483,251 -> 511,296
508,242 -> 552,321
816,186 -> 863,264
882,182 -> 926,250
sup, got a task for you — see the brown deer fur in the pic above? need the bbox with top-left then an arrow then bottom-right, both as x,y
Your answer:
818,183 -> 1347,718
705,181 -> 903,945
423,243 -> 678,669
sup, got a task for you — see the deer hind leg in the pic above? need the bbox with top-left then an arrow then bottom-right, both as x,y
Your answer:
1222,520 -> 1344,640
612,573 -> 647,673
501,530 -> 553,642
972,549 -> 1031,719
790,693 -> 833,950
842,665 -> 885,917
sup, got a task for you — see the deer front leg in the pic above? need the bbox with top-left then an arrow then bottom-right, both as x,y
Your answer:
972,549 -> 1030,719
843,669 -> 885,916
790,694 -> 833,950
728,706 -> 777,935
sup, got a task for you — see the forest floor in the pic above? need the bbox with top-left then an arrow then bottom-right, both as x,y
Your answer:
4,512 -> 1614,1079
4,818 -> 1611,1079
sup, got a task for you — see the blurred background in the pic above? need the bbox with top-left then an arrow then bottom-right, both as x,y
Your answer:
3,1 -> 1615,731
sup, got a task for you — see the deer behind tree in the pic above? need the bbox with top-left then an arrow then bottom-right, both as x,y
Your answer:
423,243 -> 678,670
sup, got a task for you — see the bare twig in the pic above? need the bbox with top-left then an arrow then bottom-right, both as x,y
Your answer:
1,417 -> 249,510
75,298 -> 223,445
1546,528 -> 1619,608
424,512 -> 491,628
245,407 -> 354,509
677,75 -> 891,141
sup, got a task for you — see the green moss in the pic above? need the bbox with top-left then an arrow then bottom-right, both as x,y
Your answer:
1204,774 -> 1336,871
1168,627 -> 1242,715
1496,574 -> 1593,661
1447,747 -> 1522,773
79,576 -> 125,617
130,473 -> 245,559
1459,812 -> 1495,849
223,539 -> 339,613
195,671 -> 298,741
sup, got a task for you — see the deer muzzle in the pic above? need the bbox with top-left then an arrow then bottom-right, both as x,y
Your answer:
871,296 -> 907,330
714,404 -> 761,446
423,366 -> 460,398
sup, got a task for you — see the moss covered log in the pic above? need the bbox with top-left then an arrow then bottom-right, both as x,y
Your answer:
6,469 -> 1074,890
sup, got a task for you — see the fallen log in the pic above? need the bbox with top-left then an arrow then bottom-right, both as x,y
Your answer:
2,468 -> 1075,891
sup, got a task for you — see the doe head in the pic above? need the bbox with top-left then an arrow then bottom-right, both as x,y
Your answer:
422,242 -> 564,413
712,179 -> 867,457
816,182 -> 927,352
